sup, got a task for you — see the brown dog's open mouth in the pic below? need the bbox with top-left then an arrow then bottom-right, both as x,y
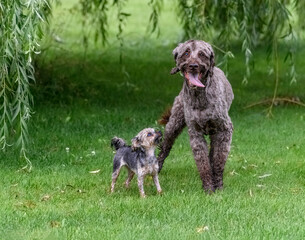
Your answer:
184,72 -> 205,88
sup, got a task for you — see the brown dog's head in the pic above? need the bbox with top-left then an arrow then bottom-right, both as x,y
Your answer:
131,128 -> 162,151
171,40 -> 215,88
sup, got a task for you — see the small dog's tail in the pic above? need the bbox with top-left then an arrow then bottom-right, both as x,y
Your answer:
158,106 -> 172,125
111,137 -> 127,150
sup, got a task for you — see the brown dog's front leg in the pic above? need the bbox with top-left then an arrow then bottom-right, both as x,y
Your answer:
209,126 -> 233,190
158,94 -> 185,172
188,127 -> 214,193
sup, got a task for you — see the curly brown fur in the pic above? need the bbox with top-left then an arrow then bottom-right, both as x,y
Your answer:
158,40 -> 234,193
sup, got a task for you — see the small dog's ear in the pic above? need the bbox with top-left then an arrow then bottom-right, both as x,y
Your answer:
170,67 -> 180,75
131,137 -> 141,151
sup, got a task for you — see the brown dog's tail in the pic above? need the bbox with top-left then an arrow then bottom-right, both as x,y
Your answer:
158,107 -> 172,126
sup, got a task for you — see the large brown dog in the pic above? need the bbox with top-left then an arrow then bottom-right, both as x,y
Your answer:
158,40 -> 234,193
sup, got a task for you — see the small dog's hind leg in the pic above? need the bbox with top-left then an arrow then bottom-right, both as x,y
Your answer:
153,174 -> 162,194
111,167 -> 122,193
125,169 -> 135,188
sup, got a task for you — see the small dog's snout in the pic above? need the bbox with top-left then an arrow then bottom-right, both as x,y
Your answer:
189,63 -> 199,69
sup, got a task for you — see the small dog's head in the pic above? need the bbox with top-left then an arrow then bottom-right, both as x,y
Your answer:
170,40 -> 215,88
131,128 -> 162,151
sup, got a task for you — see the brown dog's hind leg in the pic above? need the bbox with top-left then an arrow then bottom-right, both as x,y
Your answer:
158,93 -> 185,172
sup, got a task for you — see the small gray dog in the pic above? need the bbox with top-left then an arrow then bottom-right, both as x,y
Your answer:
111,128 -> 163,198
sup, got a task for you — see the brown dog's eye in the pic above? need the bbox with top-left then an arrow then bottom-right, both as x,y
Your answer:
147,132 -> 153,137
184,49 -> 190,57
198,51 -> 208,60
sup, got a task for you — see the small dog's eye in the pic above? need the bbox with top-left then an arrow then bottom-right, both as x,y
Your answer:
147,132 -> 153,137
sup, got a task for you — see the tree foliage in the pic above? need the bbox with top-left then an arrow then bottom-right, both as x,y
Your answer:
0,0 -> 51,169
175,0 -> 301,115
0,0 -> 304,165
77,1 -> 302,103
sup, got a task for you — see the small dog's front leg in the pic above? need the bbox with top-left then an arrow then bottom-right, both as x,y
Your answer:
153,174 -> 162,194
137,175 -> 146,198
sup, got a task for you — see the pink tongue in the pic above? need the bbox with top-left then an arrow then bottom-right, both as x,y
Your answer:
187,73 -> 205,87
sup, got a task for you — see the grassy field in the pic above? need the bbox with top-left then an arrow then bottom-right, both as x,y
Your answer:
1,0 -> 305,239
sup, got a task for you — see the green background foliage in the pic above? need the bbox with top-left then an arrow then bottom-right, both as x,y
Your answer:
1,0 -> 304,160
0,1 -> 305,239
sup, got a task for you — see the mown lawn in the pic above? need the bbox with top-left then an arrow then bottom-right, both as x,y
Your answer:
1,0 -> 305,239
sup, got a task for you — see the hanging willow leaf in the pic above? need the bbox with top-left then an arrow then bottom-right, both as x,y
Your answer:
78,0 -> 109,46
0,0 -> 51,169
147,0 -> 163,36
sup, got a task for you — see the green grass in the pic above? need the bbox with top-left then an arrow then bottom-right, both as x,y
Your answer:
1,0 -> 305,239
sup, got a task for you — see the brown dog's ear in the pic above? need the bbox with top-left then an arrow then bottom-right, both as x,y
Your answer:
170,67 -> 180,75
208,51 -> 215,77
173,51 -> 178,61
171,43 -> 182,74
131,137 -> 141,151
172,43 -> 182,60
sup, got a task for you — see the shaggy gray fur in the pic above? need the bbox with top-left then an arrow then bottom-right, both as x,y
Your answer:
111,128 -> 162,198
158,40 -> 234,193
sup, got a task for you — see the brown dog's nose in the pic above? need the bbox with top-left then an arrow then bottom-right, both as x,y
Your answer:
156,130 -> 162,137
189,63 -> 199,69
